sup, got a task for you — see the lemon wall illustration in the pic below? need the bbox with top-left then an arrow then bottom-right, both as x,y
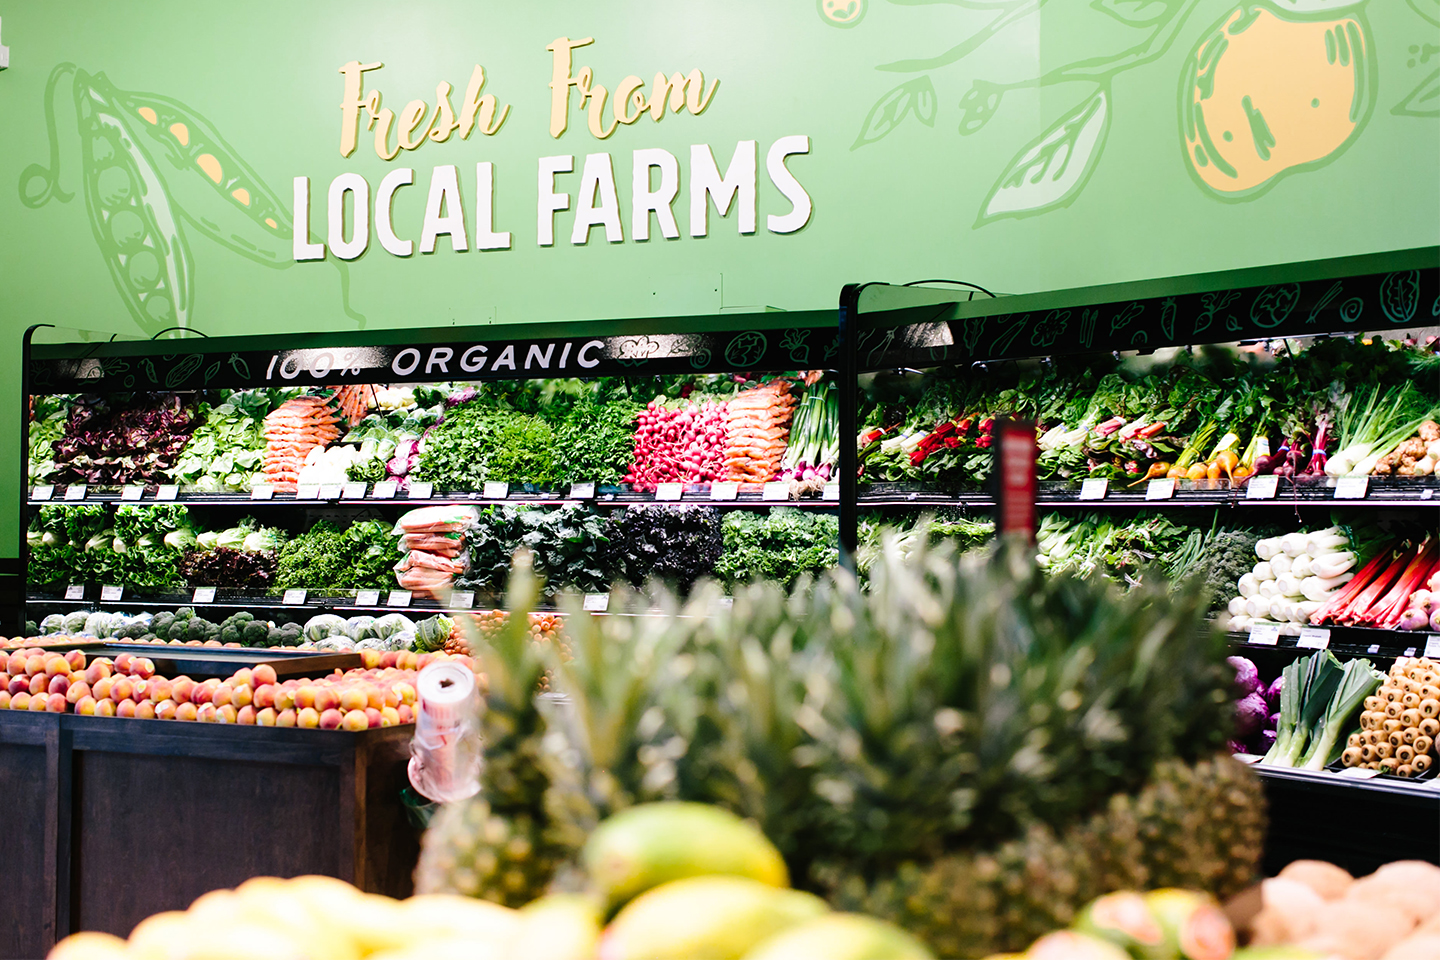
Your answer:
1182,3 -> 1375,200
0,0 -> 1435,553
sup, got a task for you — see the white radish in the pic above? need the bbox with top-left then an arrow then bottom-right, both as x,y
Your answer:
1291,554 -> 1314,578
1280,532 -> 1309,557
1247,597 -> 1272,618
1228,596 -> 1249,617
1253,561 -> 1276,582
1239,573 -> 1259,598
1270,554 -> 1293,576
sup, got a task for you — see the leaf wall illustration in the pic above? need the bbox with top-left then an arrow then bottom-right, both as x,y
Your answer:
852,76 -> 937,149
1393,69 -> 1439,117
1091,0 -> 1180,26
976,88 -> 1110,225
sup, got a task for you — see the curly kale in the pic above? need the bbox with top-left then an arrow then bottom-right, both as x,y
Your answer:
606,504 -> 722,592
715,507 -> 839,590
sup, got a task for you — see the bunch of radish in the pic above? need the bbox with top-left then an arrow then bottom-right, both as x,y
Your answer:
623,398 -> 730,491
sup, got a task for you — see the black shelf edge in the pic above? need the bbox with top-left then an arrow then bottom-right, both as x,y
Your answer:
1250,761 -> 1440,798
27,487 -> 839,510
1224,625 -> 1439,661
856,477 -> 1440,509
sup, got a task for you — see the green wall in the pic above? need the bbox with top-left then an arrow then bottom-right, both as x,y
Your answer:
0,0 -> 1436,555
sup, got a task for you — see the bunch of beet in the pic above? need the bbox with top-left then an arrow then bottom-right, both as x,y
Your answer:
624,399 -> 730,491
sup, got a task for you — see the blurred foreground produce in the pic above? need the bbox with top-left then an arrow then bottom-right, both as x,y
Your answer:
415,538 -> 1261,958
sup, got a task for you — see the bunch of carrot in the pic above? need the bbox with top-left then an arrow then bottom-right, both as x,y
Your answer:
261,397 -> 342,490
724,380 -> 796,483
329,384 -> 376,427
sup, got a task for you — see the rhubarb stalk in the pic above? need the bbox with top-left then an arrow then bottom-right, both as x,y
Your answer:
1336,544 -> 1416,626
1309,544 -> 1399,625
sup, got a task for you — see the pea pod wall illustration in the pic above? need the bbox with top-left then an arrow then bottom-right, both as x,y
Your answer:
20,64 -> 364,336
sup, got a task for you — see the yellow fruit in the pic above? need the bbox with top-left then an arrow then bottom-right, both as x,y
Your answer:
1145,889 -> 1236,960
1026,931 -> 1131,960
1182,4 -> 1373,198
277,875 -> 400,956
583,802 -> 789,911
510,894 -> 603,960
399,893 -> 522,944
367,939 -> 511,960
599,876 -> 828,960
740,913 -> 934,960
125,911 -> 195,960
46,931 -> 128,960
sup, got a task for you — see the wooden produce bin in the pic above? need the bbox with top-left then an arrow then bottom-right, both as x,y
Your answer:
0,712 -> 419,959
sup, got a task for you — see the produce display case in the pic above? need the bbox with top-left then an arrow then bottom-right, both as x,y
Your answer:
836,246 -> 1440,869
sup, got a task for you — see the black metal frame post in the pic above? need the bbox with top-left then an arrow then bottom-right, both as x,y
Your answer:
20,325 -> 54,634
837,284 -> 863,566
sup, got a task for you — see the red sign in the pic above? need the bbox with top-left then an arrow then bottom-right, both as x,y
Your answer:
995,418 -> 1037,543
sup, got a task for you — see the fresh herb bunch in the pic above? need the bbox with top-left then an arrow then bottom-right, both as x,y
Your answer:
462,504 -> 610,595
276,520 -> 399,592
412,403 -> 560,490
714,507 -> 839,589
552,397 -> 643,486
605,504 -> 722,591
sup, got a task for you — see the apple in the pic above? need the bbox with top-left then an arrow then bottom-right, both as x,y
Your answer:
318,708 -> 343,730
110,676 -> 135,703
28,674 -> 48,696
131,658 -> 155,679
116,699 -> 137,718
175,702 -> 198,722
154,699 -> 177,720
94,699 -> 116,717
75,695 -> 96,716
212,683 -> 234,707
170,677 -> 195,704
113,653 -> 134,674
135,701 -> 156,720
196,703 -> 218,722
338,688 -> 367,712
231,684 -> 253,709
84,661 -> 112,685
65,650 -> 86,671
10,691 -> 31,711
276,708 -> 298,728
216,704 -> 238,724
297,707 -> 320,729
295,685 -> 318,710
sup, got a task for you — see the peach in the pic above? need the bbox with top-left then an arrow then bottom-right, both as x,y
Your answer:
397,704 -> 414,724
66,680 -> 91,704
146,678 -> 171,703
135,701 -> 156,720
379,652 -> 399,669
203,639 -> 221,647
232,668 -> 254,688
45,693 -> 68,713
94,699 -> 116,717
190,682 -> 215,707
211,683 -> 234,707
251,664 -> 278,687
398,651 -> 418,671
297,707 -> 320,729
10,691 -> 31,710
416,654 -> 435,671
29,674 -> 48,696
170,678 -> 195,704
75,695 -> 96,716
175,702 -> 197,722
393,682 -> 417,706
339,688 -> 367,712
84,662 -> 111,686
65,650 -> 86,671
276,708 -> 297,728
341,709 -> 369,732
362,686 -> 383,710
23,654 -> 43,677
130,679 -> 148,702
359,649 -> 381,670
231,684 -> 253,709
131,658 -> 155,679
0,690 -> 9,710
274,687 -> 296,712
92,676 -> 115,701
255,707 -> 276,727
314,688 -> 341,713
154,699 -> 177,720
295,685 -> 318,710
252,684 -> 276,710
46,673 -> 70,697
112,653 -> 134,674
196,703 -> 218,722
236,705 -> 257,725
8,676 -> 30,696
110,677 -> 135,703
6,652 -> 25,674
216,704 -> 237,724
318,708 -> 343,730
364,707 -> 382,729
44,654 -> 68,677
379,706 -> 400,727
0,671 -> 9,690
30,693 -> 51,712
116,699 -> 137,718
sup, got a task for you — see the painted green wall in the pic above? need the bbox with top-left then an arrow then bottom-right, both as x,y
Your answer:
0,0 -> 1436,555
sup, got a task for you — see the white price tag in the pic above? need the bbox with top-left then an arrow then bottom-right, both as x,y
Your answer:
318,484 -> 343,501
355,590 -> 381,606
568,482 -> 595,500
1425,636 -> 1440,659
121,485 -> 144,501
762,482 -> 789,502
372,480 -> 398,499
1407,647 -> 1419,658
583,593 -> 610,612
1297,627 -> 1331,650
1248,623 -> 1280,646
282,588 -> 308,605
1425,489 -> 1435,501
64,584 -> 85,601
655,483 -> 684,501
823,483 -> 840,501
1246,475 -> 1279,500
483,481 -> 510,499
407,482 -> 433,500
156,484 -> 179,500
100,585 -> 123,602
1079,478 -> 1109,500
64,484 -> 87,501
250,484 -> 274,500
32,484 -> 53,501
1334,476 -> 1369,500
449,591 -> 475,610
387,590 -> 413,608
341,482 -> 367,500
1338,766 -> 1383,780
192,587 -> 217,604
710,482 -> 739,501
1368,644 -> 1382,654
296,485 -> 320,500
1145,478 -> 1175,501
712,596 -> 734,611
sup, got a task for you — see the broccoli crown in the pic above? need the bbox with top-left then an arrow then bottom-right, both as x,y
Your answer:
242,621 -> 270,646
1200,529 -> 1263,609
